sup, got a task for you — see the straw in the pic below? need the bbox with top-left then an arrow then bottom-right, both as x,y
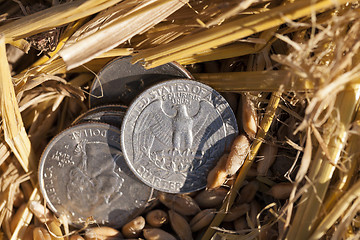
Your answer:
133,0 -> 354,68
0,0 -> 124,43
59,0 -> 188,70
0,35 -> 36,179
286,85 -> 360,239
194,70 -> 317,92
1,1 -> 360,239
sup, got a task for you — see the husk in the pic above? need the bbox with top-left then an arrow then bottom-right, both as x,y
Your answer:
0,0 -> 124,43
0,35 -> 36,179
59,0 -> 188,70
133,0 -> 354,68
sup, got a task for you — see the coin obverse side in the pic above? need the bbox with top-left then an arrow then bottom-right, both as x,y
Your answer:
89,56 -> 193,107
121,79 -> 238,193
39,123 -> 153,228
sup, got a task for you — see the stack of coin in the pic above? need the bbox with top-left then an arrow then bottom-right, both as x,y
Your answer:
72,105 -> 127,129
38,56 -> 238,228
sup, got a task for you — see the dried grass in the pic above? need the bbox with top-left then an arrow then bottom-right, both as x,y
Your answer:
274,9 -> 360,240
0,35 -> 35,177
59,0 -> 188,70
1,1 -> 360,240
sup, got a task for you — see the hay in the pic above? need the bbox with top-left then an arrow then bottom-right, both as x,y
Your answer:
1,0 -> 360,240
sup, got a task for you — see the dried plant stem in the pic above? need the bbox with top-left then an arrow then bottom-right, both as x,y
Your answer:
205,0 -> 260,28
134,0 -> 353,68
0,0 -> 123,43
10,39 -> 30,53
322,111 -> 360,212
194,70 -> 314,92
39,58 -> 67,75
15,51 -> 129,88
28,48 -> 130,77
94,48 -> 133,59
178,43 -> 255,65
178,27 -> 277,65
68,74 -> 94,88
29,55 -> 121,77
310,106 -> 360,239
286,85 -> 360,240
0,35 -> 36,179
59,0 -> 188,70
201,89 -> 282,240
310,170 -> 360,239
0,142 -> 10,167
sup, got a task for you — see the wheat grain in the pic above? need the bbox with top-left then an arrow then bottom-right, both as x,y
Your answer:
146,210 -> 168,228
121,216 -> 145,239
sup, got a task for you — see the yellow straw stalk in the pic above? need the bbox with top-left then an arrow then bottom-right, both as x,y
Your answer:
0,0 -> 124,43
133,0 -> 355,68
286,85 -> 360,239
0,35 -> 36,178
309,104 -> 360,239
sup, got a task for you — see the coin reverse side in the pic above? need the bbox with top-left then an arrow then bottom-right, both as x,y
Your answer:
89,56 -> 193,107
39,123 -> 152,227
121,79 -> 238,193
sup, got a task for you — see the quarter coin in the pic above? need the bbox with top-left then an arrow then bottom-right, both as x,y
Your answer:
39,123 -> 153,227
72,105 -> 127,128
89,56 -> 193,107
121,79 -> 238,193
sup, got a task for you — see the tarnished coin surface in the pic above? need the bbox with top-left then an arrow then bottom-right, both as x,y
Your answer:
39,123 -> 153,227
72,105 -> 127,128
121,79 -> 238,193
89,56 -> 193,107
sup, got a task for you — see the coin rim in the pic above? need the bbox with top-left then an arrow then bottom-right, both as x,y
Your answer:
38,122 -> 153,227
72,104 -> 127,126
120,79 -> 238,193
88,56 -> 194,108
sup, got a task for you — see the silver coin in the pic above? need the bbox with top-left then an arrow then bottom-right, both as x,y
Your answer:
39,123 -> 153,228
121,79 -> 238,193
72,105 -> 127,128
89,56 -> 193,107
